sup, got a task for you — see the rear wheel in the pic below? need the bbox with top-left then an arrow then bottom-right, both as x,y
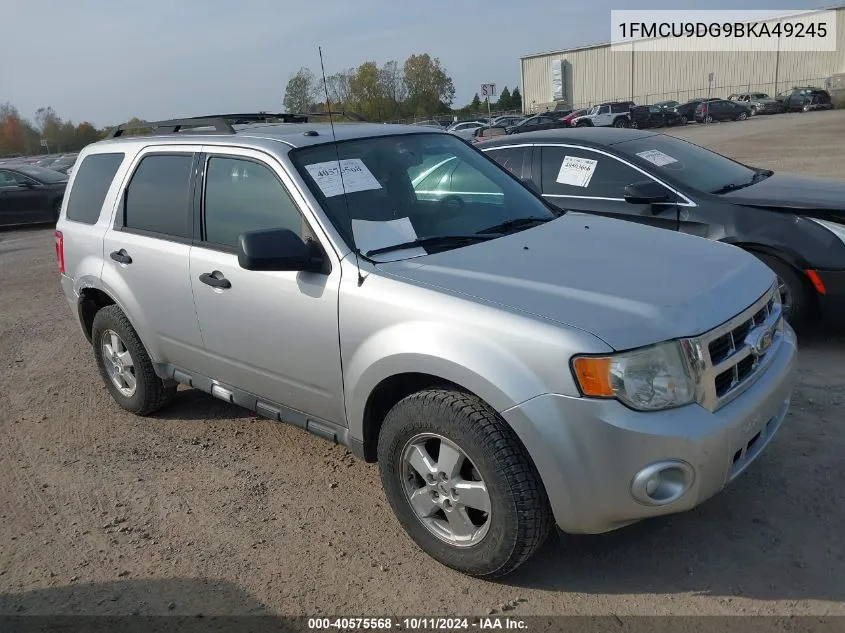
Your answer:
91,305 -> 177,415
704,114 -> 714,123
377,389 -> 553,578
751,253 -> 813,327
613,117 -> 630,128
737,111 -> 748,121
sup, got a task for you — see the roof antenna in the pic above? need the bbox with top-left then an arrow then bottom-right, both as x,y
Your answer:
319,46 -> 365,287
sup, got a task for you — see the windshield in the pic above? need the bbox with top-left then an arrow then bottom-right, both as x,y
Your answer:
291,132 -> 555,261
613,134 -> 757,193
16,165 -> 68,183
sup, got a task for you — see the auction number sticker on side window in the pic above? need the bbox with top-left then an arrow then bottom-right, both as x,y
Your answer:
636,149 -> 678,166
305,159 -> 382,198
556,155 -> 598,188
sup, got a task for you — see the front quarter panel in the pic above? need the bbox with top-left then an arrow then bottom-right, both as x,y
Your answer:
340,259 -> 613,440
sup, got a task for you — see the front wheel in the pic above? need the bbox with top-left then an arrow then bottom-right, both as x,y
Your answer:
704,114 -> 714,123
378,389 -> 553,578
737,111 -> 748,121
679,115 -> 688,125
751,253 -> 813,327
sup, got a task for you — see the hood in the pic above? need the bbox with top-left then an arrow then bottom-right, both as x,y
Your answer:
378,214 -> 774,350
720,172 -> 845,216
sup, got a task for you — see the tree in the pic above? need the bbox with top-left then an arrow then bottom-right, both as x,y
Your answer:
325,68 -> 354,109
75,122 -> 101,148
35,106 -> 63,151
349,61 -> 385,121
403,53 -> 455,117
379,60 -> 407,120
283,67 -> 319,114
498,86 -> 512,111
470,93 -> 482,113
511,86 -> 523,112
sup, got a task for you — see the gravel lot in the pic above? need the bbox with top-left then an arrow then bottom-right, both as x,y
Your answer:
1,110 -> 844,619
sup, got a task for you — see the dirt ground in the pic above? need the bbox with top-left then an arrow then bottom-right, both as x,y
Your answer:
1,110 -> 844,619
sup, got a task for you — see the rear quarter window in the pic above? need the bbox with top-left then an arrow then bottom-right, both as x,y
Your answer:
65,153 -> 125,224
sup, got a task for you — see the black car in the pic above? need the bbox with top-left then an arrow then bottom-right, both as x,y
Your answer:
673,98 -> 717,125
776,87 -> 834,112
506,114 -> 566,135
0,164 -> 68,226
694,99 -> 751,123
630,105 -> 682,129
478,128 -> 845,326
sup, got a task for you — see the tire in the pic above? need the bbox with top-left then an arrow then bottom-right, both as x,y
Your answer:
751,253 -> 813,327
737,111 -> 748,121
613,117 -> 629,128
704,114 -> 714,124
575,120 -> 591,127
802,104 -> 811,112
377,389 -> 553,578
750,106 -> 757,116
679,115 -> 688,125
91,305 -> 177,415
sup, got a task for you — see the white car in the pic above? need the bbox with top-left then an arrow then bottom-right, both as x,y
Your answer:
446,121 -> 487,140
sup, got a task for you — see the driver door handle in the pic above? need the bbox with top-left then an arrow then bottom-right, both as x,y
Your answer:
199,271 -> 231,289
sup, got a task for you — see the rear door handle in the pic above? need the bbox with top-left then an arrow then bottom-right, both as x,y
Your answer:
199,271 -> 231,289
110,249 -> 132,264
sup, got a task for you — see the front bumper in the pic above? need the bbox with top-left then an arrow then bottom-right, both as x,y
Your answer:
502,323 -> 798,534
816,269 -> 845,324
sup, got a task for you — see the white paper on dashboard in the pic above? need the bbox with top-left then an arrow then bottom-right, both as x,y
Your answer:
304,158 -> 383,198
636,149 -> 678,166
351,217 -> 427,259
555,155 -> 598,188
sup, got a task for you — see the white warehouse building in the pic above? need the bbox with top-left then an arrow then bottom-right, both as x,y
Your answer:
519,6 -> 845,112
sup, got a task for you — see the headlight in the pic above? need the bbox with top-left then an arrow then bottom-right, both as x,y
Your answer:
572,341 -> 696,411
806,217 -> 845,246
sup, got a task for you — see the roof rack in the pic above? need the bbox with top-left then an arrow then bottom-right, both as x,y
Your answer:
107,110 -> 367,139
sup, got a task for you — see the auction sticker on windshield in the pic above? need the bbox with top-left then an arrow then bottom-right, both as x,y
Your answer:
305,159 -> 382,198
636,149 -> 678,166
556,156 -> 598,188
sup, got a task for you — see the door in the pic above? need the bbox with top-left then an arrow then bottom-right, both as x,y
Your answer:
0,170 -> 46,224
593,105 -> 612,126
189,150 -> 344,424
538,145 -> 679,231
102,148 -> 209,373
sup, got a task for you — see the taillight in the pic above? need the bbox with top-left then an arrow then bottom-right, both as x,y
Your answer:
55,230 -> 65,274
701,106 -> 708,113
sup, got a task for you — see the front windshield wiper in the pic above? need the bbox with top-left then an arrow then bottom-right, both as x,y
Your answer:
476,217 -> 553,235
365,235 -> 495,257
710,169 -> 773,195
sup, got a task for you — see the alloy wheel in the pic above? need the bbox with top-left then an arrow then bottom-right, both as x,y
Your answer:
401,433 -> 491,547
101,329 -> 137,397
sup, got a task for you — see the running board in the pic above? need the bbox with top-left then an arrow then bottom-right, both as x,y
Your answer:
155,363 -> 358,455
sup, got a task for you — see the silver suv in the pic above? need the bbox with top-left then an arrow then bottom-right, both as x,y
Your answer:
56,114 -> 797,578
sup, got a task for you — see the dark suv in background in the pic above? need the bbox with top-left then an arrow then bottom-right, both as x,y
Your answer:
776,87 -> 833,112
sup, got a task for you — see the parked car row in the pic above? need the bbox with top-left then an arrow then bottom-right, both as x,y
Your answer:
0,152 -> 79,176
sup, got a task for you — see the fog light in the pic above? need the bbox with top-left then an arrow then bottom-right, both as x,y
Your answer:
631,460 -> 694,506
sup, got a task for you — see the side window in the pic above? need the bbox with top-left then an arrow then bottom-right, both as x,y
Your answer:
541,146 -> 647,199
124,154 -> 194,238
65,153 -> 125,224
0,170 -> 17,186
203,156 -> 307,249
486,147 -> 532,181
599,106 -> 610,115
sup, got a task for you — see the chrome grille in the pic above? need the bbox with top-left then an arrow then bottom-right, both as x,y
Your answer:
688,285 -> 783,411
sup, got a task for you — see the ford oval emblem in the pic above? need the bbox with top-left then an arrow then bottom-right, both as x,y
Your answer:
745,324 -> 775,357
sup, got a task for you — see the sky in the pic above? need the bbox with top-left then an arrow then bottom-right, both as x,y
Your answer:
0,0 -> 830,127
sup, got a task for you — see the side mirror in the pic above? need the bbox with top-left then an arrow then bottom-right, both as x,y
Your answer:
238,228 -> 324,273
18,181 -> 36,189
624,181 -> 671,205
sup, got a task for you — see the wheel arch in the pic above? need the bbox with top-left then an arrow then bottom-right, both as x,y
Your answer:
78,287 -> 117,343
